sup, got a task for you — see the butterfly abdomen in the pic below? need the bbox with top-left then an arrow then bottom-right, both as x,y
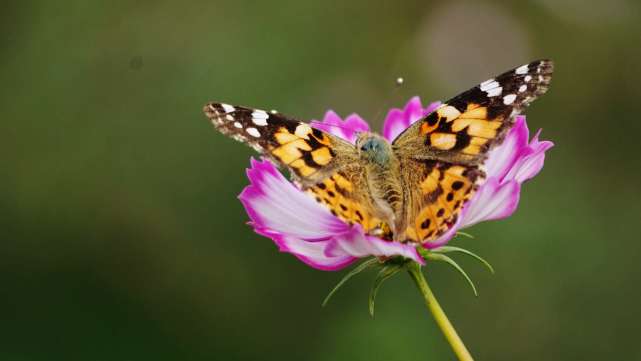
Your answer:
354,134 -> 405,234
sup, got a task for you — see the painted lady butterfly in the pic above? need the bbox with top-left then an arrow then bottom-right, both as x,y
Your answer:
204,60 -> 553,243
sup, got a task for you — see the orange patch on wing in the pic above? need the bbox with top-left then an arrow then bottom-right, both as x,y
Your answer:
419,168 -> 440,194
421,122 -> 437,135
311,147 -> 332,165
467,119 -> 501,138
311,131 -> 331,146
430,133 -> 457,150
271,139 -> 311,164
332,173 -> 353,193
462,145 -> 481,155
274,130 -> 299,144
461,106 -> 487,119
290,159 -> 316,176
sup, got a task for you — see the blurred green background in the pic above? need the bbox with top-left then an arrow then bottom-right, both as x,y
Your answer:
2,1 -> 641,360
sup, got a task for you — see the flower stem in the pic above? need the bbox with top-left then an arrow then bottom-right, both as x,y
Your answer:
407,262 -> 474,361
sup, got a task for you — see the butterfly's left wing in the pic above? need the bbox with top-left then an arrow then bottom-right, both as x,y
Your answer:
204,102 -> 387,234
204,102 -> 359,185
393,60 -> 553,242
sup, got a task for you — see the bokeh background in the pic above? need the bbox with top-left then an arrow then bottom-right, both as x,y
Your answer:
3,1 -> 641,360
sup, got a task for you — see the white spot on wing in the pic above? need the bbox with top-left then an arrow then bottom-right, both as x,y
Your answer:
246,127 -> 261,137
515,64 -> 529,74
487,87 -> 502,97
251,110 -> 269,126
233,121 -> 243,129
221,103 -> 235,113
519,84 -> 527,93
503,94 -> 517,105
225,114 -> 234,121
295,124 -> 312,139
480,79 -> 499,91
231,134 -> 247,142
524,75 -> 532,82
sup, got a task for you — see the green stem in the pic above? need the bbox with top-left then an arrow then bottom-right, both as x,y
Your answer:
407,262 -> 474,361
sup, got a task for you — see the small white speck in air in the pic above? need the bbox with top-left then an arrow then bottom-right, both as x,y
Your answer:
251,110 -> 269,126
221,103 -> 235,113
524,75 -> 532,82
515,64 -> 529,75
503,94 -> 517,105
246,127 -> 261,137
233,121 -> 243,128
480,79 -> 499,91
396,77 -> 404,86
519,84 -> 527,93
226,114 -> 234,121
487,87 -> 503,97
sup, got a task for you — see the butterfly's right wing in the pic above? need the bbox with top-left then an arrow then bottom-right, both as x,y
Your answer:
393,60 -> 553,243
204,102 -> 386,234
393,59 -> 553,165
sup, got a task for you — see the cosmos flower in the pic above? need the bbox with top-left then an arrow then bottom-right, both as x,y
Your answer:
239,97 -> 553,271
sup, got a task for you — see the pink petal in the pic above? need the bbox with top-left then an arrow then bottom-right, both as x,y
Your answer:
312,111 -> 369,144
311,110 -> 348,139
424,100 -> 442,116
382,97 -> 441,141
485,117 -> 554,184
324,225 -> 424,265
239,158 -> 349,240
504,131 -> 554,183
460,179 -> 521,228
261,230 -> 357,271
382,109 -> 408,142
485,116 -> 529,180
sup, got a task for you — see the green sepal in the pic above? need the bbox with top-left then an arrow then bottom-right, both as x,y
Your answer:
456,231 -> 475,239
368,263 -> 403,317
432,246 -> 495,274
322,258 -> 379,307
426,253 -> 478,296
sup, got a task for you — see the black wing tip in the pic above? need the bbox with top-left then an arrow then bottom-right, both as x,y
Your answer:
203,102 -> 218,118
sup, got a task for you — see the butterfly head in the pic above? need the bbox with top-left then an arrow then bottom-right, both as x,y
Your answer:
356,133 -> 393,167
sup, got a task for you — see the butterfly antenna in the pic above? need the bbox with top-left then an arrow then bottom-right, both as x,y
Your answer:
309,120 -> 353,131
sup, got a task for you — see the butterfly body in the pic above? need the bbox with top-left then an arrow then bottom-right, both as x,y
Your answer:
355,132 -> 404,238
204,60 -> 553,243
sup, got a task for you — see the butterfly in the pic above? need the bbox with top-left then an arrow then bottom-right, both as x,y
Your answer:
203,59 -> 553,243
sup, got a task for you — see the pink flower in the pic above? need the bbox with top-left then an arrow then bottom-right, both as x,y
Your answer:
239,97 -> 553,270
